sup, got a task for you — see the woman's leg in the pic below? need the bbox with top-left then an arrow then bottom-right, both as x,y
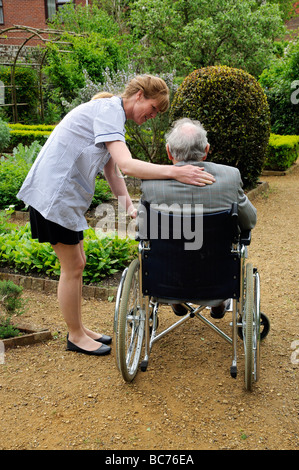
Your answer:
77,241 -> 109,342
52,241 -> 104,351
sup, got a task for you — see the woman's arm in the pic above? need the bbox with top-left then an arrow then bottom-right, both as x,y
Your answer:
105,141 -> 215,186
103,156 -> 137,217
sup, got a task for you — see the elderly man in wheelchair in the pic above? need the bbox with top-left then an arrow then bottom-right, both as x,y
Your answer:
113,118 -> 270,391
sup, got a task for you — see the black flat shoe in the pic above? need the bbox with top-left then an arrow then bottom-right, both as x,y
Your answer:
95,334 -> 112,345
66,338 -> 111,356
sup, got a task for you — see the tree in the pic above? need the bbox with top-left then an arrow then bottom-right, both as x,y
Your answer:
130,0 -> 285,77
259,39 -> 299,134
43,3 -> 135,112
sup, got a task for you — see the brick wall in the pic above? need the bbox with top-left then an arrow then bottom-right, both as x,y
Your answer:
3,0 -> 47,30
0,0 -> 89,46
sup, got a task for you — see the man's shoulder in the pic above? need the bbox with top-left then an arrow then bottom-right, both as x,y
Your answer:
175,160 -> 240,179
194,160 -> 239,173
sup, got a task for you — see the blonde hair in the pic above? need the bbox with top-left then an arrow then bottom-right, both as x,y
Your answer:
122,75 -> 169,113
92,74 -> 170,113
92,91 -> 114,100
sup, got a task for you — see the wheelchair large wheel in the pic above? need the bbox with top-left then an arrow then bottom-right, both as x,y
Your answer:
114,259 -> 145,382
243,263 -> 255,391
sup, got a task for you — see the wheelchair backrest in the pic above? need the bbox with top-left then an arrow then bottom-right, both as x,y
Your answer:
138,201 -> 241,302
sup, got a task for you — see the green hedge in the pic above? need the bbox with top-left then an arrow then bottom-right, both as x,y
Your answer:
264,134 -> 299,171
8,129 -> 52,150
3,124 -> 55,151
9,124 -> 55,132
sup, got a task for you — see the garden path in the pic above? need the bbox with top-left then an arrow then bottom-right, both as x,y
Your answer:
0,164 -> 298,451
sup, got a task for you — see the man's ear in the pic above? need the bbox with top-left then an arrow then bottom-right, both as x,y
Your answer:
166,144 -> 173,161
202,143 -> 210,160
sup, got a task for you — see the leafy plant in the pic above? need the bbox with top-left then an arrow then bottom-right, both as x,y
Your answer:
4,141 -> 42,165
0,280 -> 27,339
259,39 -> 299,135
43,3 -> 134,107
0,206 -> 16,235
0,157 -> 30,210
0,223 -> 137,284
91,178 -> 113,208
0,118 -> 10,153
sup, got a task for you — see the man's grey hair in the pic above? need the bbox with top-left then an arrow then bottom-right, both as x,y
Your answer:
165,118 -> 208,162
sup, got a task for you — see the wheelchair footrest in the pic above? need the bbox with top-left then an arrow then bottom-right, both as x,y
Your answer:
230,365 -> 237,378
140,360 -> 148,372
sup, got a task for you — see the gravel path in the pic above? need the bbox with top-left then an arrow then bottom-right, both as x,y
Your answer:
0,165 -> 298,450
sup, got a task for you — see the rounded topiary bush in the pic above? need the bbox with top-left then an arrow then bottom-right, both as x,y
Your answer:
170,66 -> 271,189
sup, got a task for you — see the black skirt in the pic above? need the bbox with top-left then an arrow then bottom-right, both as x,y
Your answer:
29,206 -> 84,245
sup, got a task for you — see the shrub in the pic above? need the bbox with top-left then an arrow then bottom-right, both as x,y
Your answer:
259,40 -> 299,135
0,157 -> 30,210
0,118 -> 10,153
0,206 -> 16,234
264,134 -> 299,170
0,141 -> 44,210
91,178 -> 113,208
170,66 -> 271,189
0,280 -> 27,339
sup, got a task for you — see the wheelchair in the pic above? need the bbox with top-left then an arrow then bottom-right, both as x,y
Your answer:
113,201 -> 270,391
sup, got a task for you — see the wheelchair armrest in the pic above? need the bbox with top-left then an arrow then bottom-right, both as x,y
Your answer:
231,203 -> 240,244
240,230 -> 251,246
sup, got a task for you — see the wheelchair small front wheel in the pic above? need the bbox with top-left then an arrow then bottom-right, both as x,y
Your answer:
238,312 -> 270,341
114,259 -> 145,382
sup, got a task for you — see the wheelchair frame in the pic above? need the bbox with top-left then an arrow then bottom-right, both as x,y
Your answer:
113,205 -> 270,391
